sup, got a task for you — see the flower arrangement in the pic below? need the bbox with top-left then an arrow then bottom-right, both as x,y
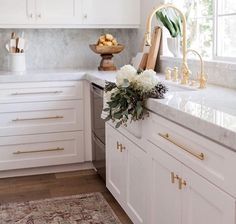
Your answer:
103,65 -> 168,128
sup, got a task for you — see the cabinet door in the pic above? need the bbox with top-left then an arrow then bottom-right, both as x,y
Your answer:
125,138 -> 149,224
150,144 -> 182,224
35,0 -> 83,24
182,166 -> 236,224
0,0 -> 34,25
106,124 -> 126,206
83,0 -> 140,27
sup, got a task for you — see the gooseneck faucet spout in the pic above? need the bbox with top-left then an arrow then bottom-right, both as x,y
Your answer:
145,3 -> 190,84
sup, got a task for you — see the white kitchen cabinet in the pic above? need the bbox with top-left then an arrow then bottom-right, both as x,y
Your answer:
0,100 -> 84,136
0,0 -> 140,28
149,141 -> 236,224
107,112 -> 236,224
125,134 -> 149,224
149,144 -> 182,224
0,131 -> 84,171
106,123 -> 149,224
182,166 -> 235,224
106,123 -> 126,206
35,0 -> 83,25
0,0 -> 34,25
82,0 -> 140,27
0,80 -> 85,176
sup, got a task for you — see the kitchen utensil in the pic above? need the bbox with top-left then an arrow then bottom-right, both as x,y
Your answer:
17,32 -> 25,53
5,44 -> 10,52
9,32 -> 16,53
146,26 -> 162,70
89,44 -> 125,71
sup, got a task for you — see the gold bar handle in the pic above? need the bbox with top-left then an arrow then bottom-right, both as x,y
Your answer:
171,172 -> 179,184
12,116 -> 64,122
11,91 -> 63,95
13,147 -> 64,155
159,133 -> 205,161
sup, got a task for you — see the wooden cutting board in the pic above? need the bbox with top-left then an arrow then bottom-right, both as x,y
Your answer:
146,26 -> 162,70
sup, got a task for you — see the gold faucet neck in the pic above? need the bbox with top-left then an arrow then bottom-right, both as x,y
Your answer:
145,3 -> 188,76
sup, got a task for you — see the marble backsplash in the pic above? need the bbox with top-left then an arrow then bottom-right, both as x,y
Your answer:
159,56 -> 236,89
0,29 -> 138,70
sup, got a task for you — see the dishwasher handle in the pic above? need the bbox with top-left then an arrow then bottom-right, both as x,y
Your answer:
91,84 -> 104,98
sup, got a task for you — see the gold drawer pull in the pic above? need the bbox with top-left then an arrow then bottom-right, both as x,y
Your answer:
13,147 -> 64,155
171,172 -> 179,184
159,133 -> 205,161
117,141 -> 126,152
11,91 -> 63,95
178,178 -> 187,190
12,116 -> 64,122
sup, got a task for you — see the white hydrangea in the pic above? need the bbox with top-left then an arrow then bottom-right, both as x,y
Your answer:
135,69 -> 159,91
116,65 -> 137,87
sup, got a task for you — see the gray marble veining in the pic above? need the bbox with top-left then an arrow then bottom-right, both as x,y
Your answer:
0,29 -> 138,70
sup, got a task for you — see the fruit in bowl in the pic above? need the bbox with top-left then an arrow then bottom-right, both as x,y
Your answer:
89,34 -> 125,71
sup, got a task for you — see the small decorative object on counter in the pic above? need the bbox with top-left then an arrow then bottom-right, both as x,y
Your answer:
89,34 -> 125,71
6,32 -> 26,72
102,65 -> 168,128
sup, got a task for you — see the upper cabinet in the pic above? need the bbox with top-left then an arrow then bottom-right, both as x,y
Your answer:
35,0 -> 83,25
0,0 -> 140,28
0,0 -> 35,25
82,0 -> 140,27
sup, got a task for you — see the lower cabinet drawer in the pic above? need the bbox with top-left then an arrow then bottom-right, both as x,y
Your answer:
0,131 -> 84,171
0,100 -> 83,136
0,81 -> 83,103
144,113 -> 236,197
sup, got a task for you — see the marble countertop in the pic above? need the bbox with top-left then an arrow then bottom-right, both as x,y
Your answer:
0,69 -> 235,151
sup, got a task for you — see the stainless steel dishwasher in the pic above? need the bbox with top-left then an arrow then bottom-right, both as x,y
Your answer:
91,83 -> 106,181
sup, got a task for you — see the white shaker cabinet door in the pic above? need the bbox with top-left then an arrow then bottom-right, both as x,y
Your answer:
150,144 -> 182,224
182,166 -> 236,224
125,139 -> 149,224
0,0 -> 35,25
35,0 -> 83,24
82,0 -> 140,27
106,124 -> 126,207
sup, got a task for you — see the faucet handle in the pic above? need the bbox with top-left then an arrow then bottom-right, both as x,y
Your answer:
173,67 -> 179,82
165,67 -> 172,80
181,64 -> 191,85
198,73 -> 207,89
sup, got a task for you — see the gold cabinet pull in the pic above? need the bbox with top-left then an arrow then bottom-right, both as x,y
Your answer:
116,141 -> 126,152
11,91 -> 63,96
12,116 -> 64,122
178,178 -> 187,190
13,147 -> 64,155
171,172 -> 179,184
159,133 -> 205,161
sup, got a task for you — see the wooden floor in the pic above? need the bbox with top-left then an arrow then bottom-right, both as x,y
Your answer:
0,169 -> 133,224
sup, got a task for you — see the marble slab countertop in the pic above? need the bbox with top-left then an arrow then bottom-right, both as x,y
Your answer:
0,69 -> 235,151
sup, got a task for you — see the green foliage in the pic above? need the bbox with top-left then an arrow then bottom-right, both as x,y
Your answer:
156,9 -> 182,38
104,81 -> 168,128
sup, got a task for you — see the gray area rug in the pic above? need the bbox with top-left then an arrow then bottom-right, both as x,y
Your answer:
0,192 -> 121,224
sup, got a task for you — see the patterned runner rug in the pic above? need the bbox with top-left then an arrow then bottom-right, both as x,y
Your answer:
0,192 -> 121,224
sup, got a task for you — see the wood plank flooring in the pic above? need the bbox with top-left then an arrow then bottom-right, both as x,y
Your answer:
0,169 -> 133,224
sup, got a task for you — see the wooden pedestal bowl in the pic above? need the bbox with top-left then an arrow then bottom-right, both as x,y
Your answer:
89,44 -> 125,71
